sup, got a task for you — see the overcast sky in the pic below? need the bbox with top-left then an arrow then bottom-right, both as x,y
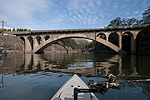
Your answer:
0,0 -> 149,30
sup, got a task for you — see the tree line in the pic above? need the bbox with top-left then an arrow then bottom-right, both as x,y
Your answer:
107,6 -> 150,28
2,28 -> 31,31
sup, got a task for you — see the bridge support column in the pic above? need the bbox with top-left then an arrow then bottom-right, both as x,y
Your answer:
131,32 -> 137,54
24,37 -> 27,53
25,37 -> 31,53
118,32 -> 122,49
105,33 -> 109,42
24,36 -> 33,53
33,36 -> 39,50
41,36 -> 45,44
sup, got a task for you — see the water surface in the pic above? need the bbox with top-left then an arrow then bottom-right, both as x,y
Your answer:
0,53 -> 150,100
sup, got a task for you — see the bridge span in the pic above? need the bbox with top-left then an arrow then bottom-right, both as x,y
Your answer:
10,26 -> 146,54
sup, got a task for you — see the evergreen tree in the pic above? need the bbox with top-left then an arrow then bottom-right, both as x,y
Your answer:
141,6 -> 150,24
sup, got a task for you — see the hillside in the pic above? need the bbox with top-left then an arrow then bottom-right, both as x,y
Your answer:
0,35 -> 24,53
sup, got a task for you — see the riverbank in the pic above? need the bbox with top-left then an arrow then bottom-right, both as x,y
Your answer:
0,35 -> 24,53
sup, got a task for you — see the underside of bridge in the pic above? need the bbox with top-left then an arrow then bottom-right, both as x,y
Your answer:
16,27 -> 143,54
20,34 -> 126,54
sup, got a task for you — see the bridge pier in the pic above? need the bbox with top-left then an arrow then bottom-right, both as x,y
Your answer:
131,38 -> 136,54
118,32 -> 123,49
24,37 -> 32,53
131,31 -> 138,54
33,36 -> 39,50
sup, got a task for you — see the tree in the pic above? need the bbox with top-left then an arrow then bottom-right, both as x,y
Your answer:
28,29 -> 31,31
85,41 -> 95,49
121,18 -> 127,27
24,29 -> 27,31
17,28 -> 20,31
126,18 -> 137,27
12,28 -> 15,31
8,29 -> 11,31
141,6 -> 150,24
108,17 -> 122,27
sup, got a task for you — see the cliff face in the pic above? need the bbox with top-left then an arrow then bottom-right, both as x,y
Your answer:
0,35 -> 24,53
137,25 -> 150,54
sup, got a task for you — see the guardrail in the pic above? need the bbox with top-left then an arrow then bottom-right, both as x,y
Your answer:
104,24 -> 150,29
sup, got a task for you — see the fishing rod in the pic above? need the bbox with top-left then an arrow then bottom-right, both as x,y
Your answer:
74,74 -> 150,100
117,79 -> 150,84
74,74 -> 119,100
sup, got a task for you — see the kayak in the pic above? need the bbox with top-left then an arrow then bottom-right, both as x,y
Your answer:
51,74 -> 98,100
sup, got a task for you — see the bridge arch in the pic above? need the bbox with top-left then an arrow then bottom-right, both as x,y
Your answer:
108,32 -> 119,47
18,36 -> 25,51
19,36 -> 25,43
44,35 -> 50,41
97,33 -> 106,40
122,31 -> 134,53
33,34 -> 125,54
36,36 -> 42,45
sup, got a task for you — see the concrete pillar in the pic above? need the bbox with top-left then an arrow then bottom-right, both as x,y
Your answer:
24,37 -> 30,53
105,32 -> 109,42
24,36 -> 33,53
131,32 -> 137,54
131,31 -> 138,54
33,36 -> 39,49
41,36 -> 45,43
118,32 -> 122,49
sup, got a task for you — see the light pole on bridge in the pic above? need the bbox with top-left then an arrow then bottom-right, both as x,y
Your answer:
0,20 -> 7,35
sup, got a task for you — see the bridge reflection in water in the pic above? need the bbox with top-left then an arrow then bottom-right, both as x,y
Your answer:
0,53 -> 141,77
0,53 -> 150,100
1,52 -> 149,79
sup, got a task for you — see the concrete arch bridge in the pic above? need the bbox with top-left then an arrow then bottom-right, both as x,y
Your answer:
13,27 -> 145,54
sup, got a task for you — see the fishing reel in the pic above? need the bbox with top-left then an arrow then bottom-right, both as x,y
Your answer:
88,74 -> 120,95
107,73 -> 117,83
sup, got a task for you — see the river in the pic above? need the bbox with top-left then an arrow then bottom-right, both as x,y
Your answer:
0,53 -> 150,100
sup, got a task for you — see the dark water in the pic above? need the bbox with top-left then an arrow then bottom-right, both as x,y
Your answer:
0,53 -> 150,100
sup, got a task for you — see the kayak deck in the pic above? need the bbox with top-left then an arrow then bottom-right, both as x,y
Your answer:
51,74 -> 98,100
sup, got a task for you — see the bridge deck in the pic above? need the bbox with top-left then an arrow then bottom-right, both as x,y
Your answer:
10,25 -> 147,36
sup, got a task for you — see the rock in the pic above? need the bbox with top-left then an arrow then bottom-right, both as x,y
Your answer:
0,35 -> 24,53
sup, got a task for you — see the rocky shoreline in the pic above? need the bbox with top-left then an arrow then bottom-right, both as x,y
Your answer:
0,35 -> 80,53
0,35 -> 24,53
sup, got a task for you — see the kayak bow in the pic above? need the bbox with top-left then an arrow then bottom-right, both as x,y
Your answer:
51,74 -> 98,100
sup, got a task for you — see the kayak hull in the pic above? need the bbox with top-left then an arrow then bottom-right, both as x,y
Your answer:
51,74 -> 98,100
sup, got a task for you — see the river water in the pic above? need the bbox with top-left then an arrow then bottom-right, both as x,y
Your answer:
0,53 -> 150,100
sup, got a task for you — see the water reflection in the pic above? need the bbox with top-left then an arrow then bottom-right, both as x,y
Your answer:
0,53 -> 150,78
0,53 -> 150,99
19,53 -> 124,77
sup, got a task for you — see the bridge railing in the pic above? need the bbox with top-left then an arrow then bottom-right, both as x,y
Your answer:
132,24 -> 150,28
104,24 -> 150,29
